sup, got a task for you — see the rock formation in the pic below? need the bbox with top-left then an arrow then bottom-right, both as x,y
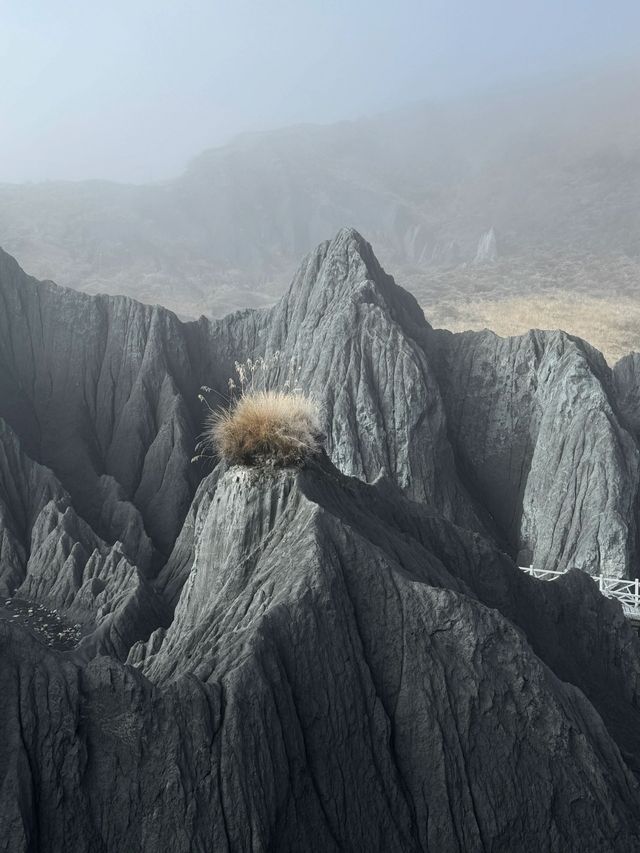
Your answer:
426,327 -> 640,575
1,229 -> 640,850
474,227 -> 498,263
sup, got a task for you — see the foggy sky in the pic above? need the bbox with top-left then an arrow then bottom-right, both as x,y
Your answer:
2,0 -> 639,184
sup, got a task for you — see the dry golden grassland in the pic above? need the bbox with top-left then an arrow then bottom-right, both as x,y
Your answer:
424,292 -> 640,365
411,252 -> 640,365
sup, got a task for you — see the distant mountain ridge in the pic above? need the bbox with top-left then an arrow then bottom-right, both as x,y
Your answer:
0,67 -> 638,318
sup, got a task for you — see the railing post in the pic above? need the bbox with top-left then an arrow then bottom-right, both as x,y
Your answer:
635,577 -> 639,611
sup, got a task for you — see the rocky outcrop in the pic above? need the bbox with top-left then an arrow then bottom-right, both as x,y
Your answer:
426,327 -> 640,576
474,227 -> 498,263
0,418 -> 165,659
613,352 -> 640,439
249,228 -> 484,527
3,456 -> 640,851
3,227 -> 640,578
0,231 -> 485,543
0,418 -> 66,597
0,248 -> 198,564
2,230 -> 640,849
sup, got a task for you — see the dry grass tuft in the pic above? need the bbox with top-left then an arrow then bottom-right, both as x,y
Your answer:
208,390 -> 322,467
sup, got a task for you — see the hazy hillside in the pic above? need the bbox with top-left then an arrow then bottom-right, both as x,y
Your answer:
0,67 -> 638,334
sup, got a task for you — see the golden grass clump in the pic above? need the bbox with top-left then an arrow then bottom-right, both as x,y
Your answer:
208,390 -> 322,466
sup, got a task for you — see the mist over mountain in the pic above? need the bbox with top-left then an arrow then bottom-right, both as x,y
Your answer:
1,67 -> 638,327
4,0 -> 640,845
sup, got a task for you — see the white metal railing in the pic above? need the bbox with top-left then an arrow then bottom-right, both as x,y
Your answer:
520,566 -> 640,621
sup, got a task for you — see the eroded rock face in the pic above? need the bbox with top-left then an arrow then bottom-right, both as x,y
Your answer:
0,418 -> 165,658
613,352 -> 640,439
0,418 -> 65,596
426,327 -> 640,576
2,230 -> 640,850
3,229 -> 639,578
0,248 -> 199,562
0,230 -> 487,546
250,228 -> 484,527
3,457 -> 640,851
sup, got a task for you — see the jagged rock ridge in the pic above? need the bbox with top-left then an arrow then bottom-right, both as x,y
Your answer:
3,456 -> 640,851
1,230 -> 640,849
4,227 -> 638,582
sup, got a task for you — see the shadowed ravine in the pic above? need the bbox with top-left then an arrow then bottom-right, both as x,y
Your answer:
1,229 -> 640,850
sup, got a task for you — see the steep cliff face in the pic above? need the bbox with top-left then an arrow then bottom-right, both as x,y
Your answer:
614,352 -> 640,439
249,228 -> 484,527
427,326 -> 640,576
144,455 -> 640,772
2,231 -> 640,850
0,419 -> 165,659
3,228 -> 640,578
0,248 -> 198,562
3,458 -> 640,852
0,418 -> 66,596
0,231 -> 484,548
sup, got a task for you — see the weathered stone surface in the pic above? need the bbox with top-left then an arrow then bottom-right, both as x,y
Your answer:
0,248 -> 199,561
613,352 -> 640,439
426,327 -> 640,576
251,228 -> 484,527
0,418 -> 65,597
3,457 -> 640,851
6,229 -> 639,578
0,231 -> 484,543
2,231 -> 640,849
0,418 -> 165,659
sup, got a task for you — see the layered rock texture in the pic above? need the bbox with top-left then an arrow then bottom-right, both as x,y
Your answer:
2,229 -> 640,850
